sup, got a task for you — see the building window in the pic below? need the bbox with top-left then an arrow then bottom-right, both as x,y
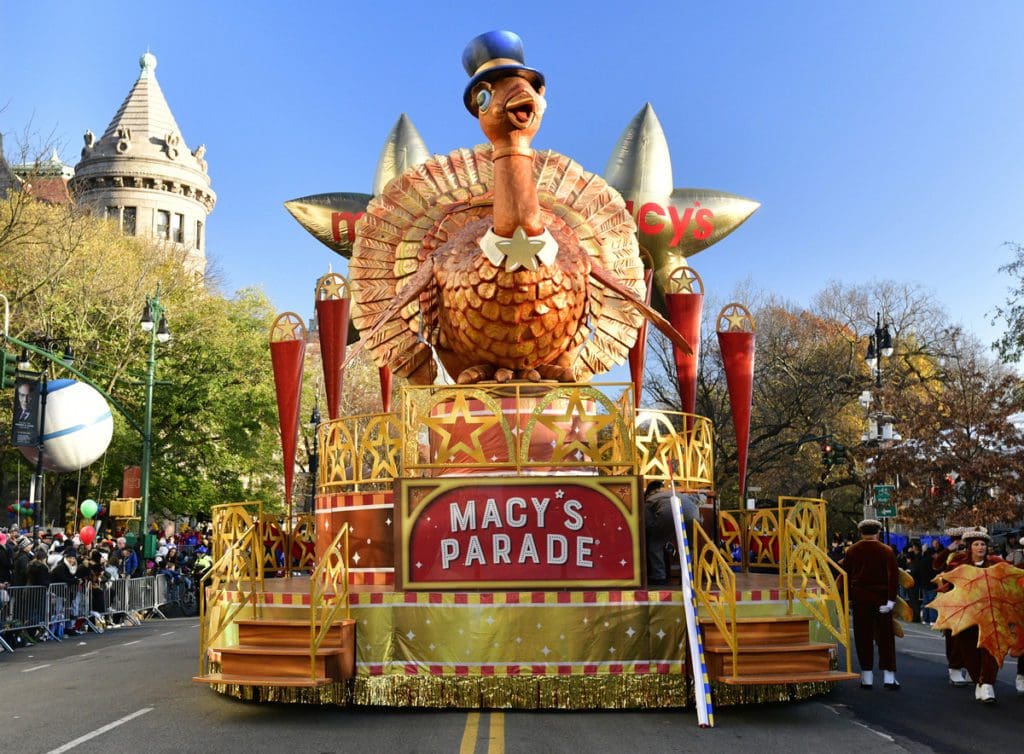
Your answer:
172,213 -> 184,243
196,220 -> 203,250
122,207 -> 137,236
156,210 -> 170,240
106,206 -> 119,222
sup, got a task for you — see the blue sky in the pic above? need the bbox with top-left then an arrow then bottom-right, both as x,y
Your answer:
3,1 -> 1023,360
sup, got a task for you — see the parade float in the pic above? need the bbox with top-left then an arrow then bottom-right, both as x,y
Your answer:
193,31 -> 863,723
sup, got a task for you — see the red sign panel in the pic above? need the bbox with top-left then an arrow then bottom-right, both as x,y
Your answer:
123,466 -> 141,499
401,478 -> 639,589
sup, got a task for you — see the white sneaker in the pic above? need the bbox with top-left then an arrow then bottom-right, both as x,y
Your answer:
950,668 -> 970,686
975,684 -> 981,701
860,670 -> 873,688
1016,674 -> 1024,694
978,684 -> 996,703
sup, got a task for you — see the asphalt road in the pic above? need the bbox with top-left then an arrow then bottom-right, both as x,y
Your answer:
2,617 -> 1023,754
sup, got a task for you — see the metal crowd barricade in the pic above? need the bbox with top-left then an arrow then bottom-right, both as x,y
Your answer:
1,585 -> 53,648
1,585 -> 13,651
153,574 -> 171,618
45,583 -> 72,639
1,576 -> 171,652
91,578 -> 136,627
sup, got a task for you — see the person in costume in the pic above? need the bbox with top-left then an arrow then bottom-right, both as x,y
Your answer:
840,518 -> 899,689
933,527 -> 971,685
945,527 -> 1003,703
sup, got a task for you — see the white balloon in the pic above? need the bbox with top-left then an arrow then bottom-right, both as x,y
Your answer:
19,379 -> 114,472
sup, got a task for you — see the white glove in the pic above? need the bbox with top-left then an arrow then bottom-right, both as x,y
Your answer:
878,600 -> 894,614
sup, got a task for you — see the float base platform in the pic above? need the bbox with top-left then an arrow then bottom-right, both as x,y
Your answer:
202,574 -> 845,709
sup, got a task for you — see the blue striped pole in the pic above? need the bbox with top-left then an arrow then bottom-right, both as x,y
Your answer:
670,482 -> 714,727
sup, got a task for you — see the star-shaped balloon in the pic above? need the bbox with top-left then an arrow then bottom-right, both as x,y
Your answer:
604,103 -> 759,314
284,114 -> 429,257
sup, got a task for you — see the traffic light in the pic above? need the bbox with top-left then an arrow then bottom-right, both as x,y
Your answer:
821,440 -> 834,469
2,349 -> 17,389
832,443 -> 847,465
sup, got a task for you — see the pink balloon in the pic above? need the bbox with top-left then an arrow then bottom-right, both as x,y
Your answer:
0,532 -> 7,545
80,525 -> 97,546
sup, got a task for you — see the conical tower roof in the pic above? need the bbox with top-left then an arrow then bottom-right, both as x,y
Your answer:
100,52 -> 187,149
73,52 -> 214,212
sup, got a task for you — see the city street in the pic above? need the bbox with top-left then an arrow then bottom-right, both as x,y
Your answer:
2,618 -> 1022,753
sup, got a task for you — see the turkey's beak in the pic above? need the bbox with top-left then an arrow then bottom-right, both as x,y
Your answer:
505,91 -> 538,130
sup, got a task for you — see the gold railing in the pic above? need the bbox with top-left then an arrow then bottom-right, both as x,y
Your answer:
312,386 -> 712,491
691,518 -> 738,678
635,409 -> 714,489
259,513 -> 317,572
782,522 -> 852,674
318,412 -> 401,492
198,516 -> 263,677
718,507 -> 781,570
718,497 -> 827,575
309,523 -> 351,683
211,501 -> 264,566
402,383 -> 636,476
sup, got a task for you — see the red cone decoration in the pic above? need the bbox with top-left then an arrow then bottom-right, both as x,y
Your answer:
379,367 -> 393,414
664,267 -> 705,417
716,303 -> 756,505
627,267 -> 654,408
270,312 -> 307,511
315,273 -> 351,421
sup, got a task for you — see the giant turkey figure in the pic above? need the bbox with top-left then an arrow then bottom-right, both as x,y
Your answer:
350,31 -> 691,385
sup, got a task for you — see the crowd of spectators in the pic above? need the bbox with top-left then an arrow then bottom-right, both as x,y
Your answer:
0,523 -> 215,648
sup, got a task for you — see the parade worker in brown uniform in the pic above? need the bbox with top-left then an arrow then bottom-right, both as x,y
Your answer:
841,518 -> 900,689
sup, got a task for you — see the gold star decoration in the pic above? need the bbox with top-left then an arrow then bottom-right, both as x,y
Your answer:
317,272 -> 350,301
270,312 -> 306,342
496,226 -> 546,272
421,391 -> 505,466
717,303 -> 755,333
666,265 -> 703,295
529,388 -> 617,467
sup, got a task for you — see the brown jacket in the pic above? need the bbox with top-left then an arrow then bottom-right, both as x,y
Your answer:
841,539 -> 898,607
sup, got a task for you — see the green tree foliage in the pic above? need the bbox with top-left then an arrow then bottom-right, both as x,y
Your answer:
642,280 -> 1024,534
875,336 -> 1024,529
1,193 -> 285,524
992,242 -> 1024,364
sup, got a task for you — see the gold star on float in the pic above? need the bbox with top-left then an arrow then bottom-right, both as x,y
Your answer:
716,303 -> 755,334
270,312 -> 306,342
421,391 -> 503,466
634,410 -> 685,478
316,271 -> 350,301
365,417 -> 401,480
665,266 -> 704,295
531,388 -> 615,466
496,226 -> 545,272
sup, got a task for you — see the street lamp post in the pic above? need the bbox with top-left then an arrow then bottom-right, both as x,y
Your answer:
865,311 -> 894,388
139,287 -> 170,541
864,311 -> 895,542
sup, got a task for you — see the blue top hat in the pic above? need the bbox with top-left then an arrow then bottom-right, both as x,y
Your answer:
462,30 -> 545,114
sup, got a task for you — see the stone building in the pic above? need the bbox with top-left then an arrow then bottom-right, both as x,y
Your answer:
71,52 -> 215,275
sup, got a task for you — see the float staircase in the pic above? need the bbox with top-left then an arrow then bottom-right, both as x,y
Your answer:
194,616 -> 355,688
700,614 -> 857,685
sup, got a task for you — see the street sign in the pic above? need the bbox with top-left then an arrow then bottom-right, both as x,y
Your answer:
874,484 -> 896,518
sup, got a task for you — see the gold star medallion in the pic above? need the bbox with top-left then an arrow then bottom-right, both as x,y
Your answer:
495,226 -> 546,272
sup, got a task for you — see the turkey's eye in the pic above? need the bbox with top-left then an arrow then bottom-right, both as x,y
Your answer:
476,88 -> 492,113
